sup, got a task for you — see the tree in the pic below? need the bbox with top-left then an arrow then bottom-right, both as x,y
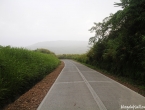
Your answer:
87,0 -> 145,83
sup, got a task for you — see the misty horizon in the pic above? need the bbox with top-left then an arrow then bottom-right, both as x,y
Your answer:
26,40 -> 90,54
0,0 -> 121,47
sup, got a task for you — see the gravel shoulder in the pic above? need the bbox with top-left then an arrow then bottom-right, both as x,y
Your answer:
4,61 -> 64,110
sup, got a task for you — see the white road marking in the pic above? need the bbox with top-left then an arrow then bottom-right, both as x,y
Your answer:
71,61 -> 107,110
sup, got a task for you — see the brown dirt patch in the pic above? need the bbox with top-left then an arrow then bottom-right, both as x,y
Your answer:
3,61 -> 64,110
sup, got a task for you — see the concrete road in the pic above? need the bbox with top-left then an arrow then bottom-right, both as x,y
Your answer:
37,60 -> 145,110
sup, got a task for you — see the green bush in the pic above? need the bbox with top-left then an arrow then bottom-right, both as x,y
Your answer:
0,46 -> 60,108
34,48 -> 55,55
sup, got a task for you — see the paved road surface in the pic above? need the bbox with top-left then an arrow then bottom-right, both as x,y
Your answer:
37,60 -> 145,110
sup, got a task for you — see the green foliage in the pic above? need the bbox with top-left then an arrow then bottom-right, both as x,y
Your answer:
34,48 -> 55,55
0,46 -> 60,108
86,0 -> 145,86
114,0 -> 130,8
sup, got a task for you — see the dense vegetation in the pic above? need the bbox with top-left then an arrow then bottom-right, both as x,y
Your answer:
34,48 -> 55,55
59,0 -> 145,85
0,46 -> 60,108
87,0 -> 145,84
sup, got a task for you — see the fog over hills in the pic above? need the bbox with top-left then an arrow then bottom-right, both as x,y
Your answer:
26,41 -> 90,54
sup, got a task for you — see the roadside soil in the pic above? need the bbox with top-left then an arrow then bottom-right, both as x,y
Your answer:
3,61 -> 64,110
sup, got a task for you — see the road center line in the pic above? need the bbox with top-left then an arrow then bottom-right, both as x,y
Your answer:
71,62 -> 107,110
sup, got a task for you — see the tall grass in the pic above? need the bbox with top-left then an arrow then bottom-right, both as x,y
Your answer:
0,46 -> 60,108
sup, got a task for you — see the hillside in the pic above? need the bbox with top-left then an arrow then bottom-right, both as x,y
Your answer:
26,41 -> 89,54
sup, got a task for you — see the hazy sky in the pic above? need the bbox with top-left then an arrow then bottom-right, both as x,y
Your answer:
0,0 -> 121,47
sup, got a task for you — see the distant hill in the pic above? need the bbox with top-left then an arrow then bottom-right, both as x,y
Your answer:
26,41 -> 90,54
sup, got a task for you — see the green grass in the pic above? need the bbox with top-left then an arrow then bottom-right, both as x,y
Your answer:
0,46 -> 60,108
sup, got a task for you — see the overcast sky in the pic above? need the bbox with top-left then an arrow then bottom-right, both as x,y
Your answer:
0,0 -> 121,47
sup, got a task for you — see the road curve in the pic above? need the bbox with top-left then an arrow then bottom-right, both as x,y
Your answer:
37,60 -> 145,110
